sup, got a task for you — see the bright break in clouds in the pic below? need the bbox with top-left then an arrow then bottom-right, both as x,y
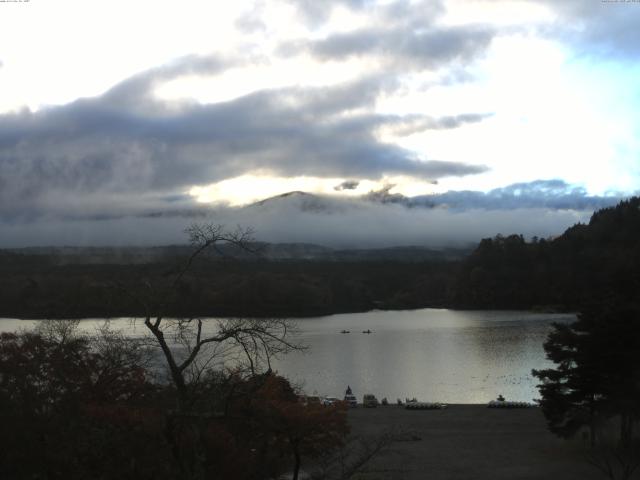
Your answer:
0,0 -> 638,246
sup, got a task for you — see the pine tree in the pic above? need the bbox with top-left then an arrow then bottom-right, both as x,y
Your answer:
533,300 -> 640,447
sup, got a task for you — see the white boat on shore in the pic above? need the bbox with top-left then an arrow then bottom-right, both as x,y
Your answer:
405,402 -> 447,410
487,400 -> 534,408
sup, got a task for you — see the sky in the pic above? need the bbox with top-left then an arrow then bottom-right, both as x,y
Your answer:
1,0 -> 639,247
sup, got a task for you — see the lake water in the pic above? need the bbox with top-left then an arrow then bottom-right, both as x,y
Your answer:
0,309 -> 575,404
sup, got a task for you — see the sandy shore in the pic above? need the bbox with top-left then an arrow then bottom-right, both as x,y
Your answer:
346,405 -> 602,480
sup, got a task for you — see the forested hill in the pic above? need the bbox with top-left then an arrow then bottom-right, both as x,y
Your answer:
1,198 -> 638,318
451,197 -> 640,310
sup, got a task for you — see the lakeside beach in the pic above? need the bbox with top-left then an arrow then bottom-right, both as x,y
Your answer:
346,405 -> 601,480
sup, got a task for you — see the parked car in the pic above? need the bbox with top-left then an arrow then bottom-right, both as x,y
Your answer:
363,394 -> 378,408
322,396 -> 339,406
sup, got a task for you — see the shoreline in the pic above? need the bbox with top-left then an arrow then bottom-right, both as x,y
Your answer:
346,404 -> 600,480
0,305 -> 576,322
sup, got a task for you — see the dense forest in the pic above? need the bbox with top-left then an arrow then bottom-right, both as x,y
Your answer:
1,197 -> 638,318
0,254 -> 458,318
452,196 -> 640,310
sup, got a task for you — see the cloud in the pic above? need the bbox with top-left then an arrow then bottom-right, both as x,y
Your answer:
234,4 -> 268,33
353,179 -> 628,211
285,0 -> 446,29
1,178 -> 626,248
545,0 -> 640,59
236,197 -> 591,247
284,0 -> 379,26
474,0 -> 640,60
199,180 -> 630,247
0,193 -> 592,248
418,179 -> 627,211
101,54 -> 236,112
334,180 -> 360,191
278,0 -> 494,72
388,113 -> 493,136
358,179 -> 623,213
0,64 -> 488,220
307,24 -> 494,68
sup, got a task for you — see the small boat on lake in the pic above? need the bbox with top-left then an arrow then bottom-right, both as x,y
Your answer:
362,329 -> 372,334
340,330 -> 350,334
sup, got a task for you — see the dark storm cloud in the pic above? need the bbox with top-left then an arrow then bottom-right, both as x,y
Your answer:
0,64 -> 488,221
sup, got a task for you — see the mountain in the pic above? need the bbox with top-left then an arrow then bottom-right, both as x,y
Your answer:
247,190 -> 350,214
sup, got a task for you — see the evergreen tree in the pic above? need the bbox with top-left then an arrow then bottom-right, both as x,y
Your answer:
533,300 -> 640,447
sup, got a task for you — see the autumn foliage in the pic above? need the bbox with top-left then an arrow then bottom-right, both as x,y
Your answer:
0,329 -> 348,479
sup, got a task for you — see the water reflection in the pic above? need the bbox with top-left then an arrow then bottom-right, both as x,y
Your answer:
0,309 -> 575,404
271,309 -> 575,404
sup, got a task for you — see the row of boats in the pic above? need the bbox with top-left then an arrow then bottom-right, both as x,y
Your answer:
340,329 -> 372,334
487,400 -> 535,408
403,400 -> 534,409
309,388 -> 535,410
405,402 -> 448,410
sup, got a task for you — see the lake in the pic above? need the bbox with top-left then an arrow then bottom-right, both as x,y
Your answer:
0,309 -> 575,404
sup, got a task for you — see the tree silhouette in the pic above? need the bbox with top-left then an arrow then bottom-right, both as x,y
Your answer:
533,300 -> 640,479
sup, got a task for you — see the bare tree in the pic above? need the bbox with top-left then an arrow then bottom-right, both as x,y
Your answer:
123,223 -> 304,410
35,318 -> 81,345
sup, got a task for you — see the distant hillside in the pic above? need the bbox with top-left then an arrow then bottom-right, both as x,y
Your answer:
2,198 -> 636,319
451,197 -> 640,310
2,242 -> 472,265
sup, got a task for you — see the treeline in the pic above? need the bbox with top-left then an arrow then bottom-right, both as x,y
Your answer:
2,197 -> 638,318
0,257 -> 458,319
451,197 -> 640,310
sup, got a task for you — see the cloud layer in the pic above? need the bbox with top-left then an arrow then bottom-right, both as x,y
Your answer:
1,0 -> 639,248
534,0 -> 640,59
0,64 -> 489,221
0,178 -> 629,248
0,195 -> 592,249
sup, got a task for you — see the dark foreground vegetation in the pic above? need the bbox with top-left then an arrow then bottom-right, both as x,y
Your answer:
0,322 -> 354,480
533,300 -> 640,480
1,197 -> 639,318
